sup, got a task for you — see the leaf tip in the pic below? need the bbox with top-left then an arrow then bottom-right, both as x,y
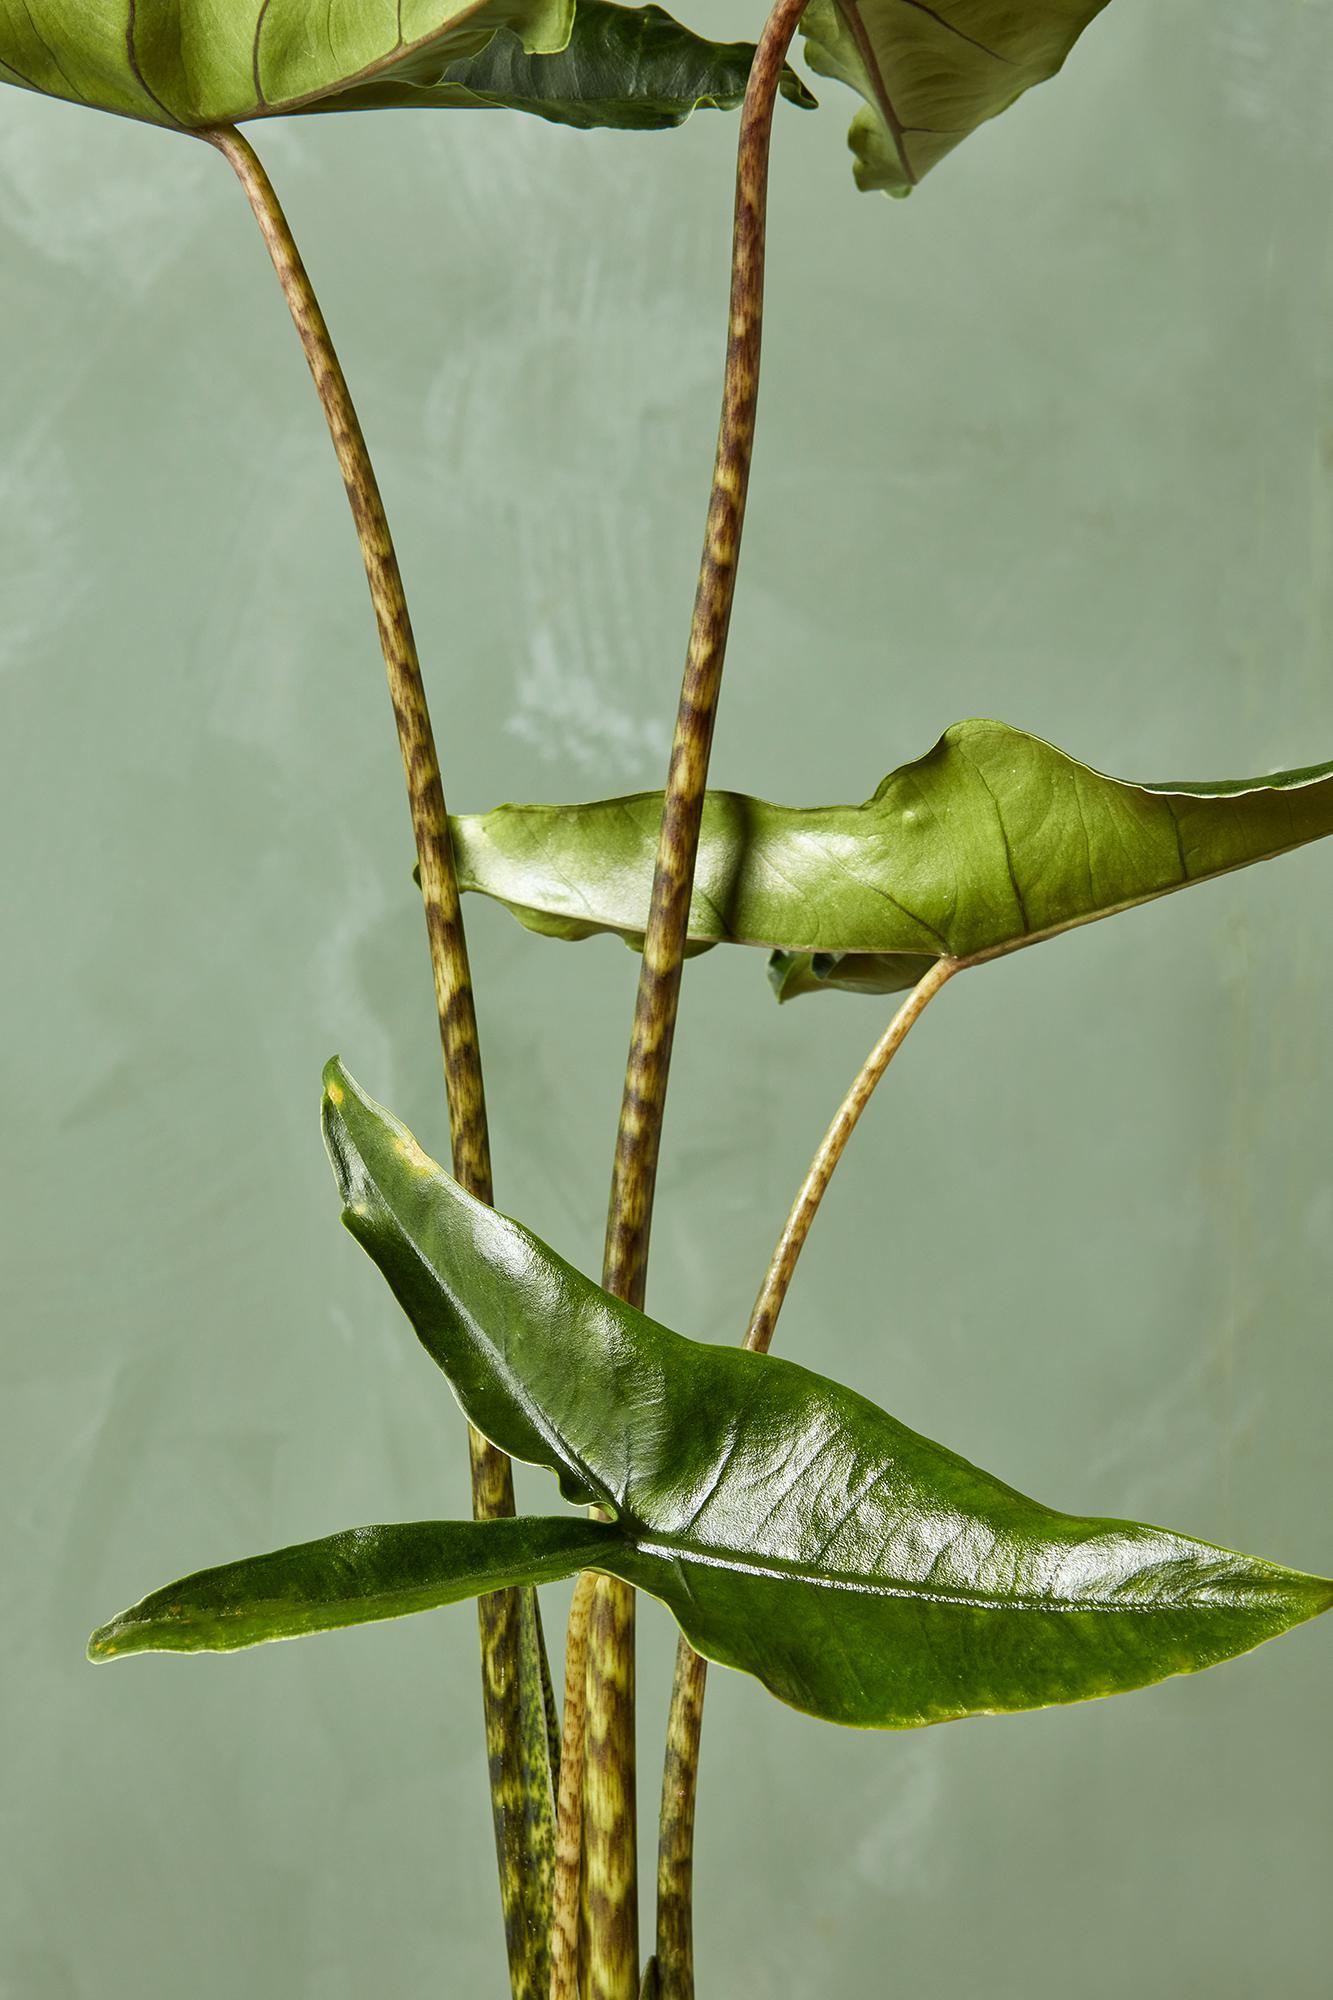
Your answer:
87,1622 -> 121,1663
767,950 -> 797,1003
780,71 -> 818,112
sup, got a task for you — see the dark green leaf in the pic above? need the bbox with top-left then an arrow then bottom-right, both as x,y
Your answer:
320,1064 -> 1333,1730
0,0 -> 792,134
448,720 -> 1333,1001
800,0 -> 1112,196
89,1515 -> 610,1659
336,2 -> 817,129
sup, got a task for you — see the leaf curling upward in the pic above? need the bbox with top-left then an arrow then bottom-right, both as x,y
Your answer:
444,719 -> 1333,1000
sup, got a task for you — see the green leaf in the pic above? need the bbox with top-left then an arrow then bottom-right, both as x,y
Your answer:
447,720 -> 1333,1001
0,0 -> 795,134
338,1 -> 817,129
799,0 -> 1112,196
320,1063 -> 1333,1730
0,0 -> 562,128
89,1515 -> 611,1659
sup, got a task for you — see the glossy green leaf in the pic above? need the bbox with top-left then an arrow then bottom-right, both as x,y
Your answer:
448,720 -> 1333,1001
344,2 -> 817,128
0,0 -> 791,134
89,1515 -> 610,1659
799,0 -> 1112,196
320,1063 -> 1332,1729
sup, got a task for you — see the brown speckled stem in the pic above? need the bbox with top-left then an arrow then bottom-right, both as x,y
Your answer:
550,1572 -> 597,2000
583,6 -> 811,1996
652,1638 -> 707,2000
204,125 -> 554,2000
654,959 -> 959,1997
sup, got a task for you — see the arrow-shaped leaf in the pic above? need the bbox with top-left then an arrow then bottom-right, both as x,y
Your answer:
0,0 -> 800,134
93,1063 -> 1331,1723
800,0 -> 1112,196
90,1515 -> 611,1658
314,1063 -> 1332,1729
447,720 -> 1333,1001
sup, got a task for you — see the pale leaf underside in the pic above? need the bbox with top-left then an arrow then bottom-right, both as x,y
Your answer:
799,0 -> 1113,194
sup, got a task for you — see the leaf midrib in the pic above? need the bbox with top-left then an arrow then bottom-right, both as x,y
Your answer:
835,0 -> 916,184
120,0 -> 536,129
239,1 -> 482,120
623,1527 -> 1267,1616
374,1198 -> 609,1508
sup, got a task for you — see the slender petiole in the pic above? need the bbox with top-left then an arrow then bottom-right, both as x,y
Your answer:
201,125 -> 554,2000
654,957 -> 960,1997
202,127 -> 490,1195
580,4 -> 813,1994
744,956 -> 960,1354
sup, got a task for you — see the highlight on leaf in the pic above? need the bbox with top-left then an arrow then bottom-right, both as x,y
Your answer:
0,0 -> 806,134
445,720 -> 1333,1000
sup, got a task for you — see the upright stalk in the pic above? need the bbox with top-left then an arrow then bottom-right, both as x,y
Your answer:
583,5 -> 810,1994
550,1573 -> 597,2000
203,127 -> 554,1999
654,958 -> 960,1997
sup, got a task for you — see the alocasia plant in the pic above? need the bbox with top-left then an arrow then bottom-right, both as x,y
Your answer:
5,2 -> 1329,1997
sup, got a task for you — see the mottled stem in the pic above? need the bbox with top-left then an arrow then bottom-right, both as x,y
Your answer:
652,1641 -> 707,2000
581,6 -> 810,1995
581,1569 -> 638,2000
655,958 -> 959,1996
551,1574 -> 597,2000
203,126 -> 554,2000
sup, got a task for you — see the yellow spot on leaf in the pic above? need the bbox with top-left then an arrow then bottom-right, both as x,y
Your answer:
393,1134 -> 436,1176
326,1080 -> 345,1106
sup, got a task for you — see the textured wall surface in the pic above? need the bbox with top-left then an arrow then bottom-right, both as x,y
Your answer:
3,3 -> 1332,1993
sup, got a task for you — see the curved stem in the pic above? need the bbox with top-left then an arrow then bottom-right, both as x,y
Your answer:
744,956 -> 959,1352
654,957 -> 960,1997
582,8 -> 809,1995
206,125 -> 488,1195
203,126 -> 553,1999
550,1572 -> 597,2000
